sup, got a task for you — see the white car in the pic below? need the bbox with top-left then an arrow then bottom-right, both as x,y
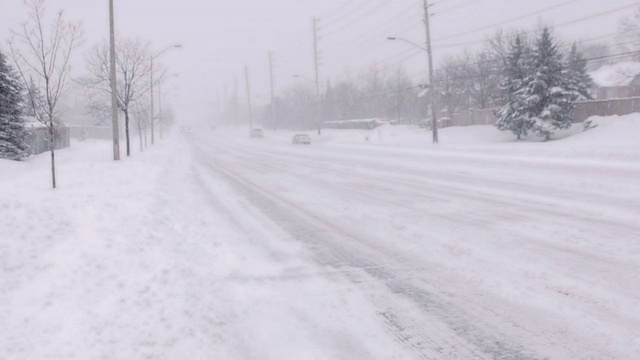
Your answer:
292,134 -> 311,144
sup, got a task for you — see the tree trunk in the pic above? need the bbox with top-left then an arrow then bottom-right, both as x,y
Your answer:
125,109 -> 131,156
49,121 -> 56,189
138,122 -> 143,152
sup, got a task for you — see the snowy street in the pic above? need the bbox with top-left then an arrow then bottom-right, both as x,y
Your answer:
2,119 -> 638,359
190,123 -> 640,359
5,0 -> 640,358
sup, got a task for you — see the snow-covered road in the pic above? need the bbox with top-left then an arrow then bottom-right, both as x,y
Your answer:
188,126 -> 640,359
1,120 -> 639,359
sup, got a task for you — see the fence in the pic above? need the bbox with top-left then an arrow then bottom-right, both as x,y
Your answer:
441,97 -> 640,128
323,119 -> 383,130
25,127 -> 71,156
572,97 -> 640,122
68,126 -> 115,140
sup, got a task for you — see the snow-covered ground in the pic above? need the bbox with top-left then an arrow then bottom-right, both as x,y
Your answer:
1,115 -> 639,359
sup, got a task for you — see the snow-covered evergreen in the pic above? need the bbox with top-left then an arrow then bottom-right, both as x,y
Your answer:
496,35 -> 534,139
565,43 -> 593,102
497,27 -> 575,141
0,49 -> 29,161
521,27 -> 574,140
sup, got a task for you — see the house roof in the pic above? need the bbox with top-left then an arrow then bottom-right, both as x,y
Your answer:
590,62 -> 640,88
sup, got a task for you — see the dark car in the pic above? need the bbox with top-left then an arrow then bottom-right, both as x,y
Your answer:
292,134 -> 311,144
250,128 -> 264,138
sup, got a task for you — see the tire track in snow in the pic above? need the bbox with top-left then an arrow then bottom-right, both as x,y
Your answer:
193,148 -> 540,360
213,139 -> 640,260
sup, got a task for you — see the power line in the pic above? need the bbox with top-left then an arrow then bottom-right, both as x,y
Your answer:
327,18 -> 424,64
320,0 -> 377,29
321,0 -> 395,39
387,49 -> 423,67
433,0 -> 584,42
324,2 -> 421,53
320,0 -> 360,20
434,3 -> 640,49
406,49 -> 640,83
556,2 -> 640,28
433,0 -> 483,16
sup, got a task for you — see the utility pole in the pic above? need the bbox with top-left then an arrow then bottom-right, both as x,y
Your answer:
423,0 -> 439,144
313,17 -> 321,135
269,51 -> 276,132
109,0 -> 120,161
245,66 -> 253,129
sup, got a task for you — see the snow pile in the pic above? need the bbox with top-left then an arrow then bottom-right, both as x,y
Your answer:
589,61 -> 640,88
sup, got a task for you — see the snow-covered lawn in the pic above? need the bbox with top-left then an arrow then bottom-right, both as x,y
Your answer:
1,114 -> 639,359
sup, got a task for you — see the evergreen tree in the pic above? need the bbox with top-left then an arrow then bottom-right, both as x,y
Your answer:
496,35 -> 535,139
565,43 -> 593,102
0,49 -> 29,161
24,76 -> 42,118
520,27 -> 574,140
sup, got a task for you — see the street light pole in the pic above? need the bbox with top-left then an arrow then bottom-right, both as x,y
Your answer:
387,0 -> 439,144
109,0 -> 120,161
423,0 -> 439,144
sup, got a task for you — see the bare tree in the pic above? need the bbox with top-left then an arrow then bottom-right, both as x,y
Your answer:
581,42 -> 612,71
358,64 -> 391,118
465,51 -> 501,109
132,97 -> 151,151
434,57 -> 469,119
82,38 -> 153,156
9,0 -> 81,189
618,7 -> 640,60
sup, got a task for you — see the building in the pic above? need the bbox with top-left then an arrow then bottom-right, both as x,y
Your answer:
589,62 -> 640,99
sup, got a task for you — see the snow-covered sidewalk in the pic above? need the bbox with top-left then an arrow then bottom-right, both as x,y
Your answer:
0,139 -> 406,359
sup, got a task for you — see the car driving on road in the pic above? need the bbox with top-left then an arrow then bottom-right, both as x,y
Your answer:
292,134 -> 311,144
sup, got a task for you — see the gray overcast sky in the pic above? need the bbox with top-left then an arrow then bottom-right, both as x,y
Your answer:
1,0 -> 637,122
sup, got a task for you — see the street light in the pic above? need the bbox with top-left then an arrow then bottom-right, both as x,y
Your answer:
388,36 -> 438,143
293,75 -> 322,134
150,44 -> 182,144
